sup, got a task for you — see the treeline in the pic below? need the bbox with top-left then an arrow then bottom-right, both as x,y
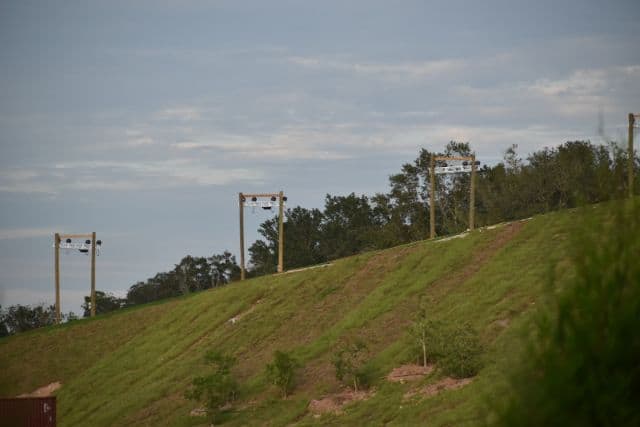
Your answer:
0,252 -> 240,336
248,140 -> 637,273
81,251 -> 241,317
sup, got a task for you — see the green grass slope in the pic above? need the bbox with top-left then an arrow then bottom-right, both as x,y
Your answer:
0,206 -> 592,426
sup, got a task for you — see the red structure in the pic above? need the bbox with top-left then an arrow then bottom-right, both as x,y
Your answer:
0,397 -> 56,427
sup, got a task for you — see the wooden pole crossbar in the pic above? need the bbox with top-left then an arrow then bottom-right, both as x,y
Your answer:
59,233 -> 93,239
241,193 -> 281,199
238,191 -> 286,280
429,155 -> 477,239
434,155 -> 475,162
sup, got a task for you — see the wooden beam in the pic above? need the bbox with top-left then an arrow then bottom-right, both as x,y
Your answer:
54,233 -> 61,324
430,156 -> 436,239
90,232 -> 96,317
630,113 -> 636,198
59,233 -> 93,239
241,193 -> 280,199
239,193 -> 246,280
470,155 -> 476,231
278,191 -> 284,273
434,156 -> 474,162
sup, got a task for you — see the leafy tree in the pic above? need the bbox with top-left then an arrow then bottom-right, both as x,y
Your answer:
319,193 -> 377,260
185,351 -> 238,423
439,323 -> 483,378
332,339 -> 370,391
82,291 -> 125,317
208,251 -> 241,286
410,308 -> 446,367
0,303 -> 56,335
265,350 -> 300,398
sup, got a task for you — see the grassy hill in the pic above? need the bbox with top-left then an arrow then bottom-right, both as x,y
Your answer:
0,206 -> 591,426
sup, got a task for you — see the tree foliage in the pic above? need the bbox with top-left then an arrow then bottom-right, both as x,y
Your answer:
0,303 -> 56,336
185,351 -> 238,423
265,350 -> 300,398
82,291 -> 125,318
249,139 -> 639,277
332,339 -> 370,391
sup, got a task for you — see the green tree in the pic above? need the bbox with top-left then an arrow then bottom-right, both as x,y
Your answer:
410,308 -> 446,367
185,351 -> 238,423
320,193 -> 377,260
265,350 -> 300,398
208,251 -> 241,286
82,291 -> 125,317
332,339 -> 370,391
0,303 -> 56,335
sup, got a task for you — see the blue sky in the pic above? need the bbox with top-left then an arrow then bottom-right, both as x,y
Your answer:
1,0 -> 639,315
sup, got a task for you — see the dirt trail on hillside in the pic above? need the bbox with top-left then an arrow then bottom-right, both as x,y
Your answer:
18,382 -> 61,397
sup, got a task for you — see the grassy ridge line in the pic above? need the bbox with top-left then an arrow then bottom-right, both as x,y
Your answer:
0,206 -> 588,426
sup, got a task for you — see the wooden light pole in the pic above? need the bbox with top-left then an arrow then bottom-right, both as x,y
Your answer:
469,154 -> 476,231
239,193 -> 246,280
429,155 -> 479,239
430,156 -> 436,239
630,113 -> 639,198
90,232 -> 97,317
278,191 -> 285,274
238,192 -> 287,280
54,233 -> 61,324
54,232 -> 99,323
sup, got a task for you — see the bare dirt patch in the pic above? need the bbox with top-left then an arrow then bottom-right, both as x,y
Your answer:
228,299 -> 263,324
18,381 -> 61,397
404,377 -> 473,400
387,364 -> 434,383
308,389 -> 375,415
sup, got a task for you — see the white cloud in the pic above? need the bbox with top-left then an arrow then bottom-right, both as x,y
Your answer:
0,227 -> 59,240
288,55 -> 466,81
0,160 -> 266,194
156,106 -> 203,121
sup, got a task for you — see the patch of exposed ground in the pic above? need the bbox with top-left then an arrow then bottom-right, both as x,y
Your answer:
308,389 -> 375,415
282,263 -> 333,275
17,381 -> 61,397
387,364 -> 434,383
228,298 -> 263,324
404,377 -> 473,400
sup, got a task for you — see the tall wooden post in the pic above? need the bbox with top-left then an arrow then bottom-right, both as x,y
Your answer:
430,156 -> 436,239
54,233 -> 61,324
469,155 -> 476,231
630,113 -> 635,198
277,191 -> 284,273
90,231 -> 96,317
239,193 -> 245,280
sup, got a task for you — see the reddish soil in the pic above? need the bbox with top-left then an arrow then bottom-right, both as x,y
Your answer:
308,389 -> 375,415
387,364 -> 434,383
18,381 -> 61,397
404,377 -> 473,400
